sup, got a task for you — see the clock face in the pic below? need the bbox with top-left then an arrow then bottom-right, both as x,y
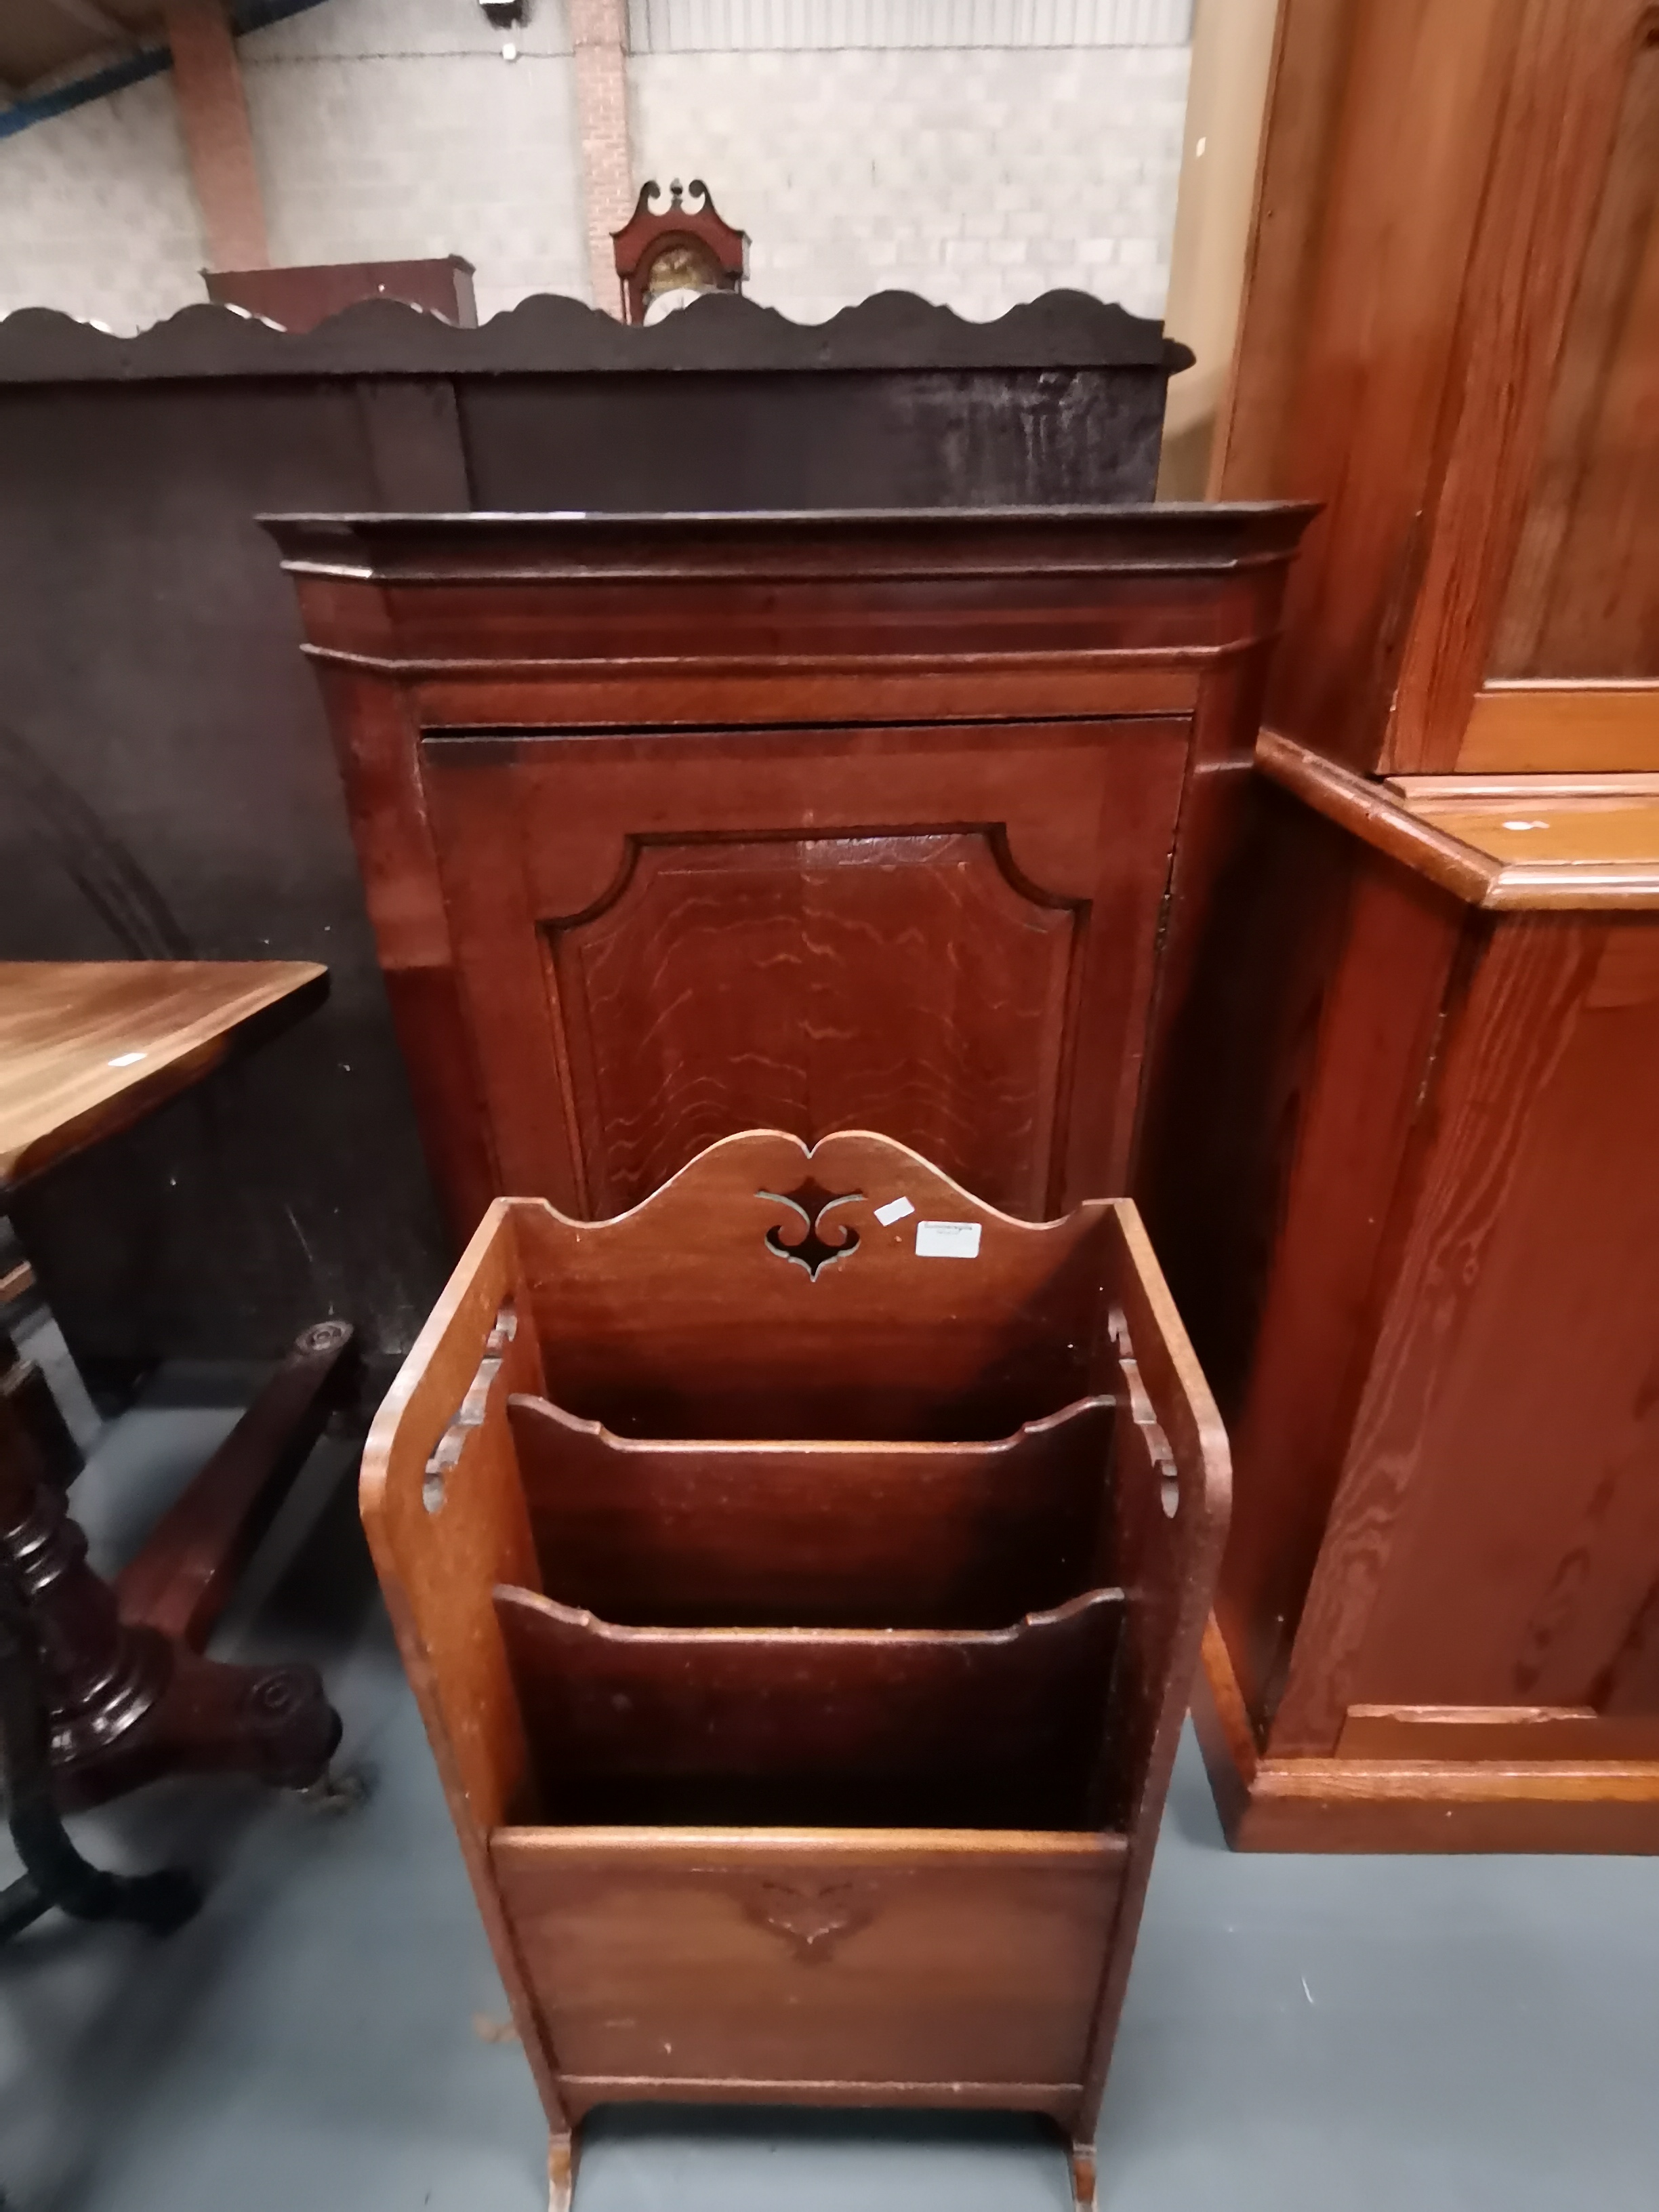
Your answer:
643,239 -> 729,303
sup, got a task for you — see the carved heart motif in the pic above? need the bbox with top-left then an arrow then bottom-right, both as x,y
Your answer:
757,1177 -> 863,1279
738,1879 -> 877,1963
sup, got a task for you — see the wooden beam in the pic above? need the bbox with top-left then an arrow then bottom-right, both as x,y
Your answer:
163,0 -> 268,271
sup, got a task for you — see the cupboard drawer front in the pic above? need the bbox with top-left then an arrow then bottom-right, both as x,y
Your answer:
492,1830 -> 1122,2089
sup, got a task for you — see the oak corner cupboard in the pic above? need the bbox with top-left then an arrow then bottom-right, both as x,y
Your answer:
262,502 -> 1314,1241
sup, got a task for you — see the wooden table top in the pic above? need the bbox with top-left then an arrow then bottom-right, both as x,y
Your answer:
0,962 -> 327,1193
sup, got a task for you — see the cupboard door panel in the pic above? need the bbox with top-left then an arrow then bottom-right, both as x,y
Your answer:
421,719 -> 1187,1218
1282,918 -> 1659,1746
551,831 -> 1074,1221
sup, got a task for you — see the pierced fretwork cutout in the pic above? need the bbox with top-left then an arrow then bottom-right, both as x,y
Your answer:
424,1303 -> 518,1513
1109,1305 -> 1181,1518
758,1177 -> 863,1280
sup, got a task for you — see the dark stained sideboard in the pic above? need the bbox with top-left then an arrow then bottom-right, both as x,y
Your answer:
263,504 -> 1314,1240
0,287 -> 1189,1374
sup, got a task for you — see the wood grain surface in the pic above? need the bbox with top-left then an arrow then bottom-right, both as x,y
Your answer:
495,1585 -> 1123,1830
1458,682 -> 1659,771
1180,733 -> 1659,1843
1298,918 -> 1659,1726
1271,915 -> 1604,1752
511,1128 -> 1124,1443
491,1826 -> 1121,2100
266,504 -> 1313,1247
0,962 -> 327,1191
1212,836 -> 1466,1725
1386,0 -> 1648,770
361,1127 -> 1231,2174
1258,729 -> 1659,906
1493,25 -> 1659,683
1195,1613 -> 1659,1851
421,723 -> 1185,1221
508,1392 -> 1117,1629
1213,0 -> 1655,774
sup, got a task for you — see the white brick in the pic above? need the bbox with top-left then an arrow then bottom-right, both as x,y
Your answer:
632,43 -> 1187,321
0,28 -> 1187,333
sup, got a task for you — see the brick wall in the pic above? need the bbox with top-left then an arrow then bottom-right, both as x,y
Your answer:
0,0 -> 1190,333
241,0 -> 588,321
632,42 -> 1190,324
0,75 -> 205,331
570,0 -> 634,314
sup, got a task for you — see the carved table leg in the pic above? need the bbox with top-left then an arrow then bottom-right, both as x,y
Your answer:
0,1549 -> 198,1944
548,2127 -> 581,2212
1070,2139 -> 1098,2211
117,1321 -> 358,1650
0,1337 -> 345,1821
0,1324 -> 80,1490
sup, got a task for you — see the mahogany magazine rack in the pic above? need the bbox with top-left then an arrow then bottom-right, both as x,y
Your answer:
363,1129 -> 1229,2209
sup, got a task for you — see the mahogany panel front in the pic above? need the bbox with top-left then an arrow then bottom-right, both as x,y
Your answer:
419,718 -> 1185,1218
265,507 -> 1313,1236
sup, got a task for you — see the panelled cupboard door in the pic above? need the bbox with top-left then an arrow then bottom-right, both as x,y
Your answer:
419,717 -> 1189,1219
1288,918 -> 1659,1752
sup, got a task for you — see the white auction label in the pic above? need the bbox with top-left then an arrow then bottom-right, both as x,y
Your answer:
915,1219 -> 981,1259
874,1195 -> 915,1226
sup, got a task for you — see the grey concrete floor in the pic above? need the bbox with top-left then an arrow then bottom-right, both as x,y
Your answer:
4,1379 -> 1659,2211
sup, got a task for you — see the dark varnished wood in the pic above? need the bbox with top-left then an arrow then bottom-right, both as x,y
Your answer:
205,257 -> 479,332
0,962 -> 327,1195
1167,737 -> 1659,1849
266,504 -> 1313,1242
495,1586 -> 1122,1830
115,1319 -> 358,1647
509,1393 -> 1116,1629
0,292 -> 1188,1382
0,1537 -> 197,1944
0,1386 -> 338,1814
611,180 -> 746,325
511,1129 -> 1121,1443
0,962 -> 346,1856
493,1826 -> 1123,2110
0,287 -> 1188,385
362,1130 -> 1230,2199
419,726 -> 1185,1219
